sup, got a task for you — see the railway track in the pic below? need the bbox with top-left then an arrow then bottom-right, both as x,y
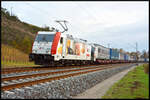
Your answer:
1,63 -> 134,91
2,63 -> 132,74
1,64 -> 103,74
2,64 -> 129,78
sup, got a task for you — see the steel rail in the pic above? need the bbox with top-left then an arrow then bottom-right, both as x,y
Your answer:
1,64 -> 132,91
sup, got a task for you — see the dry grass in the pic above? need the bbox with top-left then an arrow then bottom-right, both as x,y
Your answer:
1,44 -> 36,68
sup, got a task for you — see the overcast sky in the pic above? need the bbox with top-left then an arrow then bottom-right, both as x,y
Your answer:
2,1 -> 149,53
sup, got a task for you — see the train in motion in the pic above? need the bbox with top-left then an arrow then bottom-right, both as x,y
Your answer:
29,20 -> 137,66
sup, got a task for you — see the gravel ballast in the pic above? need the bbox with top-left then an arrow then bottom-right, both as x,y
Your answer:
1,64 -> 136,99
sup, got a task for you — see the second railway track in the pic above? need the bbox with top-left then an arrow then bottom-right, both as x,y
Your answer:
2,64 -> 106,74
1,63 -> 134,91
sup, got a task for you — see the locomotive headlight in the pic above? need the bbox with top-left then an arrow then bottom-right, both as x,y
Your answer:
46,50 -> 51,54
47,48 -> 51,50
46,48 -> 51,54
32,50 -> 37,53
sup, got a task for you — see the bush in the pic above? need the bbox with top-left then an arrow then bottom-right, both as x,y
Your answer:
143,64 -> 149,74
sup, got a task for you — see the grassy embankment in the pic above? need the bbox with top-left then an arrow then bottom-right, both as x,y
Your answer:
1,44 -> 38,68
102,64 -> 149,99
1,7 -> 51,68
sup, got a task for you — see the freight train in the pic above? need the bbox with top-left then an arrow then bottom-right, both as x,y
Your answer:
29,21 -> 137,65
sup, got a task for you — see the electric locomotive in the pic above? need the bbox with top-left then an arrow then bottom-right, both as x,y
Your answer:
29,20 -> 95,65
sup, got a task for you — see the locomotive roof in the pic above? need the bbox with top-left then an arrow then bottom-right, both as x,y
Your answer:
38,31 -> 56,34
66,34 -> 88,43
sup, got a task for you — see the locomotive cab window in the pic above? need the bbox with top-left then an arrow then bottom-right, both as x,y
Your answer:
35,34 -> 55,42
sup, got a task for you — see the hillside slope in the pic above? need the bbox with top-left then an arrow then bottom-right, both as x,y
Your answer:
1,7 -> 51,54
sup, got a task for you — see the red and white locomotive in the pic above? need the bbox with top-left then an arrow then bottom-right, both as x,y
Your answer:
29,20 -> 96,65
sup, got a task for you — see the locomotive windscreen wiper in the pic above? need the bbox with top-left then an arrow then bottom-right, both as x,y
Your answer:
42,36 -> 48,42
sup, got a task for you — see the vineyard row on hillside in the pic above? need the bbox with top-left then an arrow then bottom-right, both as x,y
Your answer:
1,44 -> 35,67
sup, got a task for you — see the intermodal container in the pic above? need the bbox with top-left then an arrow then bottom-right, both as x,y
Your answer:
124,54 -> 129,60
109,48 -> 119,60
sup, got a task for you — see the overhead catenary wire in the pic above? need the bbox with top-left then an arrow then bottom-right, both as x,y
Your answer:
75,3 -> 98,22
23,3 -> 97,34
74,3 -> 109,24
24,3 -> 73,31
127,43 -> 137,51
24,2 -> 56,27
25,3 -> 51,16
